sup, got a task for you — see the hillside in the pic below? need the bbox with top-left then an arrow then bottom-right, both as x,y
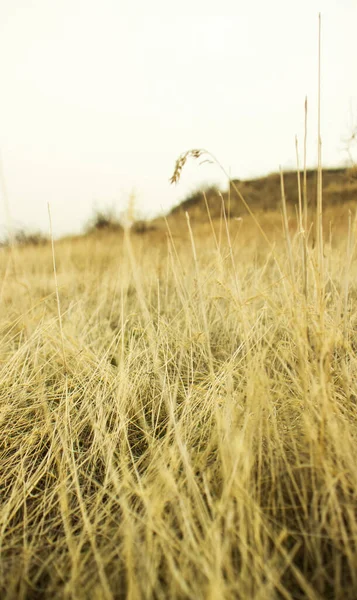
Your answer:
169,166 -> 357,220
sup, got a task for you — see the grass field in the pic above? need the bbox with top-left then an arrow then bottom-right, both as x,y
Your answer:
1,171 -> 357,599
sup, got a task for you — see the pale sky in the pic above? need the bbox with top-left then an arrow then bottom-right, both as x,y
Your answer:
0,0 -> 356,237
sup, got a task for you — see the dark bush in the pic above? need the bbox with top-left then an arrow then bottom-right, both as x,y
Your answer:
131,220 -> 157,234
0,229 -> 49,247
14,230 -> 49,246
85,207 -> 123,234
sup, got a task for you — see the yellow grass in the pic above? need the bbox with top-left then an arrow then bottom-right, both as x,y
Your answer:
1,199 -> 357,599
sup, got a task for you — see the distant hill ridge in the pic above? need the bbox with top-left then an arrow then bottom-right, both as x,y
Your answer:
170,166 -> 357,220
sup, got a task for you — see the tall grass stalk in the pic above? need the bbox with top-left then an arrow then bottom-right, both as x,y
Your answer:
343,209 -> 353,338
295,136 -> 307,299
48,201 -> 67,372
303,97 -> 308,290
280,168 -> 295,286
316,13 -> 324,307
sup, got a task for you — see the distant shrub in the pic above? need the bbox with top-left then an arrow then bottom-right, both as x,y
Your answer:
0,229 -> 49,247
85,207 -> 123,234
15,230 -> 49,246
131,220 -> 157,234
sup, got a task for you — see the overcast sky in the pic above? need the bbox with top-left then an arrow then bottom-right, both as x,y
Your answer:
0,0 -> 356,237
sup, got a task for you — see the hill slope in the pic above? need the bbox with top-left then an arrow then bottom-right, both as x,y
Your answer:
170,166 -> 357,220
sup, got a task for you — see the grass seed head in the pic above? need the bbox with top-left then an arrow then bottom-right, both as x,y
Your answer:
170,149 -> 205,184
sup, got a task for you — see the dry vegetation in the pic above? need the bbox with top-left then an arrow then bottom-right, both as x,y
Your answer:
169,166 -> 357,220
1,166 -> 357,599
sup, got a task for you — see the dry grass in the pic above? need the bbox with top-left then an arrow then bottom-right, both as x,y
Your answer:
169,167 -> 357,221
1,179 -> 357,599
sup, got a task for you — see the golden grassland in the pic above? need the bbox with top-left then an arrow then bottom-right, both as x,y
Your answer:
1,181 -> 357,599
